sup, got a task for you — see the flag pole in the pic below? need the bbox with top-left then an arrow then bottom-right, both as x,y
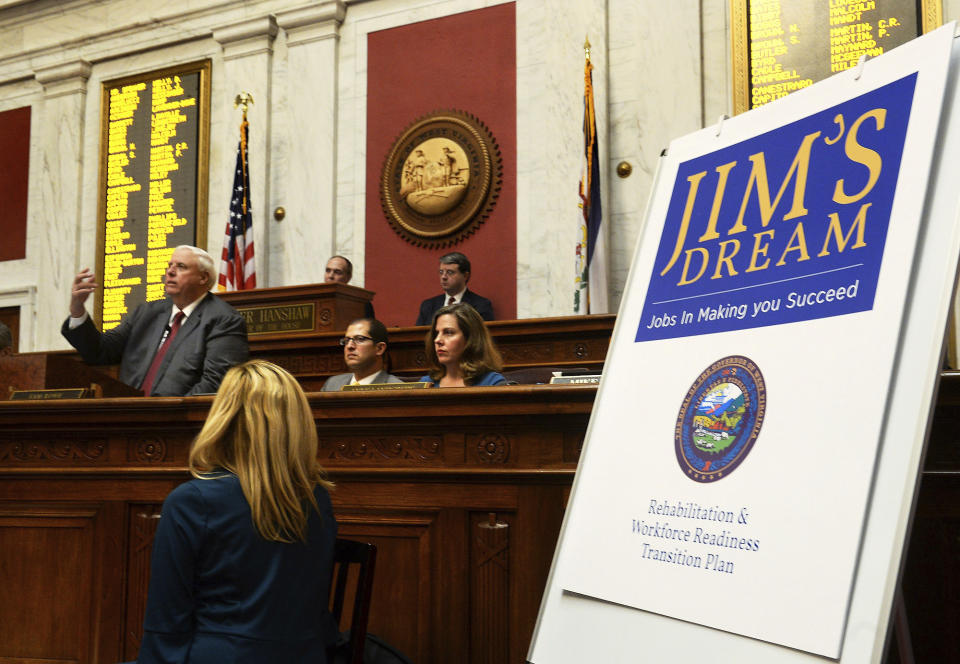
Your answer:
584,38 -> 592,314
580,34 -> 607,315
219,92 -> 257,292
576,36 -> 605,314
575,39 -> 590,314
234,93 -> 252,217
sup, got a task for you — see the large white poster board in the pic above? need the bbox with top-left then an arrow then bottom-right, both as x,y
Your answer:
531,23 -> 960,664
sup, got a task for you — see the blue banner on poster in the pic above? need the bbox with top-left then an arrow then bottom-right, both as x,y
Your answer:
636,74 -> 917,342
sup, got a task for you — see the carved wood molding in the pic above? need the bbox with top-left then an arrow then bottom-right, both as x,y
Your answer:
318,306 -> 333,327
0,438 -> 106,462
472,512 -> 510,663
498,342 -> 555,363
475,433 -> 509,464
322,436 -> 442,462
336,513 -> 434,664
129,436 -> 169,463
125,504 -> 162,660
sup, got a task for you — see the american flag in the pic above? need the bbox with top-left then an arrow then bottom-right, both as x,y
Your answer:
219,117 -> 256,291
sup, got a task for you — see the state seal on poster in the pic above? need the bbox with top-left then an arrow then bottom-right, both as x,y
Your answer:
676,355 -> 766,482
380,110 -> 501,247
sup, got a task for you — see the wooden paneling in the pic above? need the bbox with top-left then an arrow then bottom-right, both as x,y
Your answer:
124,503 -> 162,661
472,510 -> 511,664
338,513 -> 434,662
1,371 -> 958,662
218,282 -> 373,337
0,385 -> 592,664
53,313 -> 615,391
0,507 -> 94,663
252,314 -> 614,390
0,353 -> 140,398
0,502 -> 123,664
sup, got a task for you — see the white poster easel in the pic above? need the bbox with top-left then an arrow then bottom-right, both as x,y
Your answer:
530,23 -> 960,664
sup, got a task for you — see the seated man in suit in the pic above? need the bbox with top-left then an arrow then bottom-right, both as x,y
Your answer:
62,245 -> 249,396
415,251 -> 494,325
325,254 -> 375,318
321,317 -> 403,391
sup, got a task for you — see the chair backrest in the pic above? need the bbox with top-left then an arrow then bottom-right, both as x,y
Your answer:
329,538 -> 377,664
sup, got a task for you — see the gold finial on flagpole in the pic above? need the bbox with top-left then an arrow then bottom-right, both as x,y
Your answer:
234,92 -> 254,116
584,37 -> 591,62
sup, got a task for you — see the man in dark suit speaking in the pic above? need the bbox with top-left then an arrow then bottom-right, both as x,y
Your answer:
415,252 -> 494,325
62,245 -> 248,396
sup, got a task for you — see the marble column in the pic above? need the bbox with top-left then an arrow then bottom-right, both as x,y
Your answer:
33,59 -> 90,351
274,1 -> 345,286
604,0 -> 703,310
515,0 -> 607,318
212,16 -> 278,286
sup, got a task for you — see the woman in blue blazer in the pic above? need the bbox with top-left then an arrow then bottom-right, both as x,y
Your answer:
419,302 -> 507,387
134,360 -> 338,663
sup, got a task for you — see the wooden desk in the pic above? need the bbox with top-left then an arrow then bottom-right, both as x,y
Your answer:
251,314 -> 615,389
1,375 -> 957,663
52,313 -> 616,391
0,385 -> 592,664
217,284 -> 615,388
218,282 -> 375,335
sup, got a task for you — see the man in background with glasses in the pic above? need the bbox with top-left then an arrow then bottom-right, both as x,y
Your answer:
321,318 -> 403,391
415,252 -> 494,325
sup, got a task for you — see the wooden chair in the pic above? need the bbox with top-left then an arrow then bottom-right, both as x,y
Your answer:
329,538 -> 377,664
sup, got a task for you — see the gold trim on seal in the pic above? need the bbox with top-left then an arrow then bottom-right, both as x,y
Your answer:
380,110 -> 502,247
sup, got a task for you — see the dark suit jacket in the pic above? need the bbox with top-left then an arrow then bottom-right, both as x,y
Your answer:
415,289 -> 494,325
61,293 -> 248,396
138,474 -> 337,663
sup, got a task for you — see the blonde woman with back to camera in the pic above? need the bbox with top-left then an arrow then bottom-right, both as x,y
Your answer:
419,302 -> 507,387
131,359 -> 338,663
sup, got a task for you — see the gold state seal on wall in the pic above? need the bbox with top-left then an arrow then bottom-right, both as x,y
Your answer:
380,110 -> 502,247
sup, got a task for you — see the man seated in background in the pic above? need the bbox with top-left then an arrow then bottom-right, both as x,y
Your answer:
415,251 -> 494,325
321,317 -> 403,391
62,245 -> 248,396
325,255 -> 374,318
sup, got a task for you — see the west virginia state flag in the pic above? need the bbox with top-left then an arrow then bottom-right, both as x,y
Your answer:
575,46 -> 607,314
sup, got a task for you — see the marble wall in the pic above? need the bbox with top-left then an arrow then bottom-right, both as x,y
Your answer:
9,0 -> 947,351
3,0 -> 693,352
604,0 -> 705,310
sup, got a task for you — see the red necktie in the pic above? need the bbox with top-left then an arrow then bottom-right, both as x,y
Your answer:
448,296 -> 456,305
141,311 -> 185,396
